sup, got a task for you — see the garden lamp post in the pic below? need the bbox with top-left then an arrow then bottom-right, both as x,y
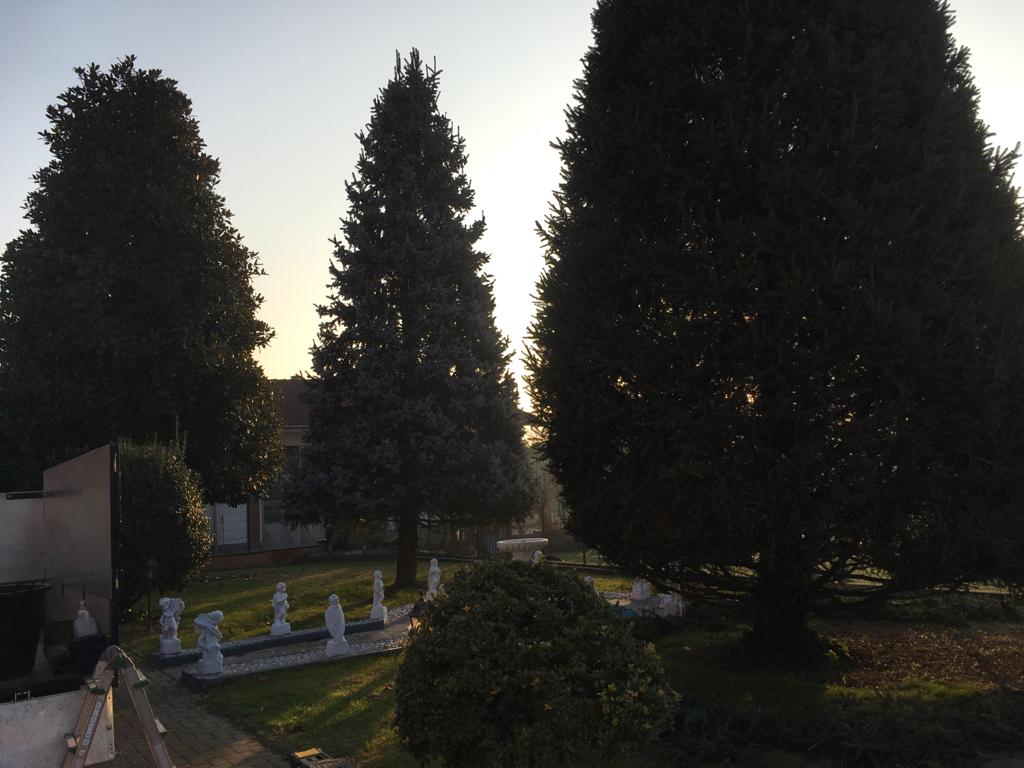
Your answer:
146,557 -> 159,624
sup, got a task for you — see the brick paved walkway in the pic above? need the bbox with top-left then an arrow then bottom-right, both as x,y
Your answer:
109,666 -> 288,768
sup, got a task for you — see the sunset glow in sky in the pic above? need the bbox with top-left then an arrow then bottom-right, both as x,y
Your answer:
1,1 -> 1021,397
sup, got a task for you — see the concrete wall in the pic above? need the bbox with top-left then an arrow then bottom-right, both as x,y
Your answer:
0,495 -> 44,584
42,446 -> 115,635
0,687 -> 113,766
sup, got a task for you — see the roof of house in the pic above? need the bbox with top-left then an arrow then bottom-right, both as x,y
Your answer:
271,377 -> 310,427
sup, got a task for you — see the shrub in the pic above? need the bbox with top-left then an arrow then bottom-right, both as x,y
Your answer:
117,440 -> 212,611
395,560 -> 676,767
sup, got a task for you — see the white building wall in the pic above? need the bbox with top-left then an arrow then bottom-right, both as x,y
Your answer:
0,688 -> 114,766
0,494 -> 44,583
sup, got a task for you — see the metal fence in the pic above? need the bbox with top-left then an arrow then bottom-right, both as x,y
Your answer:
205,501 -> 325,556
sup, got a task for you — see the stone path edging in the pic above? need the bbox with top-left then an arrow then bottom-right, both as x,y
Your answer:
178,604 -> 413,690
180,632 -> 407,689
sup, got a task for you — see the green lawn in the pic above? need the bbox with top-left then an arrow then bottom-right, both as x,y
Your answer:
199,617 -> 1024,768
652,632 -> 1023,767
204,652 -> 415,768
127,560 -> 1024,767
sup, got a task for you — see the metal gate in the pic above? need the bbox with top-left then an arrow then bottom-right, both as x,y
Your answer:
209,502 -> 248,553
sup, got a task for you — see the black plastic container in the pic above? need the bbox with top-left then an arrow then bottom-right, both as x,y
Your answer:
0,580 -> 51,680
70,634 -> 108,676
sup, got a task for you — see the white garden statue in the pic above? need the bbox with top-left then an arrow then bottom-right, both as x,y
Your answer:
73,600 -> 99,638
530,550 -> 544,564
158,596 -> 185,654
271,582 -> 291,636
370,570 -> 388,623
655,591 -> 687,618
425,558 -> 442,601
324,594 -> 349,657
194,610 -> 224,675
631,577 -> 652,601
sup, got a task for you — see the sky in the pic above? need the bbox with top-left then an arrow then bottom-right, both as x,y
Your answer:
1,1 -> 1022,401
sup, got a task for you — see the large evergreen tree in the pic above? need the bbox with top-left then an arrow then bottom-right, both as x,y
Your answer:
0,57 -> 282,501
290,51 -> 535,587
528,0 -> 1024,655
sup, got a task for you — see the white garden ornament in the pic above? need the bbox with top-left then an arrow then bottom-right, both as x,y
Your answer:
370,570 -> 388,623
631,577 -> 652,601
271,582 -> 291,636
158,596 -> 185,653
73,599 -> 99,638
324,594 -> 350,657
655,592 -> 687,618
425,558 -> 442,601
496,537 -> 549,562
194,610 -> 225,675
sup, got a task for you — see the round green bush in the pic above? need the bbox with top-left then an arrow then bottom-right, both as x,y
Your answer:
117,440 -> 212,612
395,560 -> 676,767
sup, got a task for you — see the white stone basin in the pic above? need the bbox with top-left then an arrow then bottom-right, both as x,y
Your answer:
496,537 -> 549,562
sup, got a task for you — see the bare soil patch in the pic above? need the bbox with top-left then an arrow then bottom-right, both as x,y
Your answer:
823,620 -> 1024,690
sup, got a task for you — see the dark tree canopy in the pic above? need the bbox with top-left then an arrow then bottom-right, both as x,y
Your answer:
528,0 -> 1024,650
288,51 -> 535,586
0,57 -> 282,501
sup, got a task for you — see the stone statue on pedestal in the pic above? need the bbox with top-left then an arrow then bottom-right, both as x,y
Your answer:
631,577 -> 652,601
370,570 -> 388,623
158,597 -> 185,654
194,610 -> 225,675
425,558 -> 442,601
73,600 -> 99,638
324,594 -> 349,657
271,582 -> 291,636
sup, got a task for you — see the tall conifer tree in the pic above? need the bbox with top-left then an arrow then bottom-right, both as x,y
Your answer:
0,57 -> 282,500
529,0 -> 1024,656
292,51 -> 535,586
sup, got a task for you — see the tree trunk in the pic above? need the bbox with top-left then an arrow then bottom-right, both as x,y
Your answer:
748,566 -> 820,663
395,502 -> 419,588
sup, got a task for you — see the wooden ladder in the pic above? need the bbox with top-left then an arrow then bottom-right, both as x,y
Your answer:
62,645 -> 175,768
